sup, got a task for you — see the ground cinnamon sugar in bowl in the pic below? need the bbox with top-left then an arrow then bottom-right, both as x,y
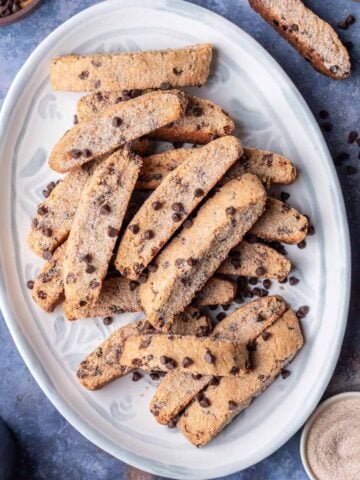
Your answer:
305,396 -> 360,480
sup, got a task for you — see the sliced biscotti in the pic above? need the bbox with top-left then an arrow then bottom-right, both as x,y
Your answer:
250,197 -> 308,244
150,295 -> 287,424
217,241 -> 291,280
32,243 -> 66,312
78,91 -> 234,145
120,335 -> 248,377
116,136 -> 242,279
64,148 -> 141,316
139,174 -> 267,330
49,90 -> 188,173
28,162 -> 98,257
249,0 -> 351,80
222,148 -> 297,187
51,44 -> 212,92
137,146 -> 296,191
65,275 -> 236,320
177,309 -> 304,446
77,312 -> 211,391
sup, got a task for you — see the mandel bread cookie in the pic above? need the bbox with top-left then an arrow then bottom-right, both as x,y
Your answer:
177,309 -> 304,446
150,295 -> 287,425
249,0 -> 351,80
64,148 -> 141,315
77,91 -> 234,145
49,90 -> 188,173
51,43 -> 213,91
139,173 -> 267,330
115,136 -> 243,280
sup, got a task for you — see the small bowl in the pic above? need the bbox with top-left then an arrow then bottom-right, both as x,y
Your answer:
0,0 -> 41,27
300,391 -> 360,479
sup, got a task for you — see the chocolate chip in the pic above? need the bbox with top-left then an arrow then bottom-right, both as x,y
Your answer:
129,281 -> 139,291
216,312 -> 226,322
152,201 -> 162,211
42,251 -> 52,260
289,276 -> 299,286
279,277 -> 288,284
167,418 -> 178,428
26,280 -> 34,289
100,204 -> 111,215
82,149 -> 92,158
256,314 -> 265,323
261,331 -> 271,341
47,181 -> 55,192
42,190 -> 50,198
138,273 -> 148,284
81,253 -> 92,263
70,148 -> 82,159
37,205 -> 48,216
263,279 -> 272,289
171,202 -> 184,213
42,227 -> 52,237
148,263 -> 158,273
172,212 -> 182,222
191,373 -> 202,380
247,341 -> 257,352
248,277 -> 258,286
128,224 -> 140,234
308,225 -> 315,235
297,240 -> 307,249
228,400 -> 237,410
280,192 -> 290,202
347,165 -> 358,175
89,280 -> 100,289
192,106 -> 203,117
173,67 -> 183,75
319,110 -> 329,119
225,206 -> 236,216
199,396 -> 211,408
107,226 -> 119,237
37,291 -> 47,300
348,131 -> 358,144
165,358 -> 177,370
194,188 -> 204,198
209,376 -> 220,387
255,266 -> 266,276
79,300 -> 87,307
172,142 -> 183,149
230,366 -> 240,375
132,371 -> 142,382
150,372 -> 160,381
103,316 -> 113,326
79,70 -> 89,79
182,357 -> 193,368
186,257 -> 196,267
73,114 -> 78,124
112,117 -> 122,127
321,122 -> 333,132
296,305 -> 309,319
159,82 -> 171,90
144,229 -> 154,240
281,369 -> 291,379
204,350 -> 215,364
183,219 -> 193,228
346,14 -> 356,25
85,264 -> 95,274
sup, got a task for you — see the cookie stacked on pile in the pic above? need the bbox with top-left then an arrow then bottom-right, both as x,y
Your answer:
27,43 -> 307,446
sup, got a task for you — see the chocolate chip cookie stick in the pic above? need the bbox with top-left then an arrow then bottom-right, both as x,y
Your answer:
150,295 -> 287,425
116,136 -> 243,280
64,148 -> 141,315
77,92 -> 234,145
49,90 -> 187,173
139,173 -> 267,330
177,309 -> 304,446
77,312 -> 212,391
51,44 -> 212,91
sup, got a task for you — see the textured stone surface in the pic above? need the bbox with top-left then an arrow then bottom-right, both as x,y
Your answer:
0,0 -> 359,478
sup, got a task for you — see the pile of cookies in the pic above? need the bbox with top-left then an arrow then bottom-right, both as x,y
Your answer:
27,43 -> 308,446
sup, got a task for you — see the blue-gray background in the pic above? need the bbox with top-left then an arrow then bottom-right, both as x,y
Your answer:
0,1 -> 359,479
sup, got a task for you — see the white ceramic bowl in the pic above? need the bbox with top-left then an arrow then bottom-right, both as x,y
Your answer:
300,392 -> 360,480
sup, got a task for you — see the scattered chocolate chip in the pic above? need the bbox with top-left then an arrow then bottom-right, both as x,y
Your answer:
348,131 -> 358,144
172,212 -> 182,222
148,263 -> 158,273
42,190 -> 50,198
81,253 -> 92,263
79,70 -> 89,79
159,82 -> 171,90
297,240 -> 307,249
248,277 -> 258,286
321,122 -> 333,132
256,314 -> 265,323
47,182 -> 55,192
70,148 -> 82,159
263,279 -> 272,289
228,400 -> 237,410
199,396 -> 211,408
194,188 -> 204,198
82,149 -> 92,158
165,358 -> 177,370
230,366 -> 240,375
204,350 -> 215,364
281,369 -> 291,379
100,204 -> 111,215
280,192 -> 290,202
247,341 -> 257,352
138,273 -> 148,284
296,305 -> 309,319
186,257 -> 196,267
26,280 -> 34,290
225,206 -> 235,216
346,165 -> 358,175
79,300 -> 87,307
183,219 -> 193,228
338,19 -> 349,29
319,109 -> 329,119
167,417 -> 178,428
172,202 -> 184,213
42,227 -> 52,237
255,266 -> 266,276
278,276 -> 288,284
144,229 -> 154,240
192,106 -> 203,117
103,316 -> 113,326
42,251 -> 52,260
132,371 -> 143,382
128,224 -> 140,234
112,116 -> 122,127
85,264 -> 96,274
308,225 -> 315,235
216,312 -> 226,322
152,201 -> 162,211
129,281 -> 139,291
37,205 -> 48,216
182,357 -> 193,368
89,280 -> 100,289
107,226 -> 119,237
210,376 -> 220,387
73,114 -> 78,124
150,371 -> 160,381
261,331 -> 271,341
346,14 -> 356,25
173,67 -> 183,75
